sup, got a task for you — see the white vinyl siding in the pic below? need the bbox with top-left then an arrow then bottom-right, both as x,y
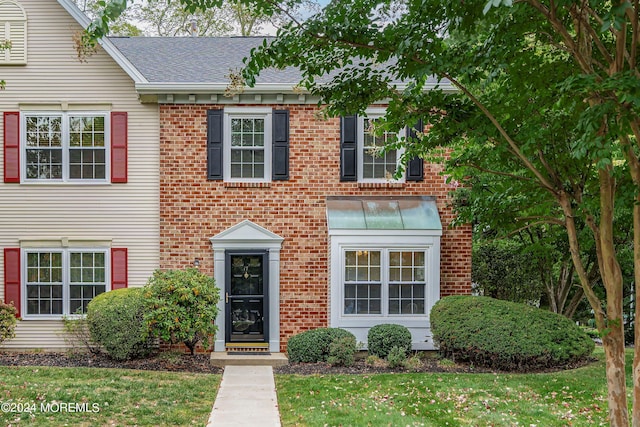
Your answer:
0,0 -> 27,64
0,0 -> 159,349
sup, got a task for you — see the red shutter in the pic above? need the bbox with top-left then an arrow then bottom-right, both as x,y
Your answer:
111,112 -> 128,183
111,248 -> 128,290
4,248 -> 20,318
4,112 -> 20,183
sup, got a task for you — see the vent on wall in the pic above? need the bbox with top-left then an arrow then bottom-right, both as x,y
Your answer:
0,0 -> 27,65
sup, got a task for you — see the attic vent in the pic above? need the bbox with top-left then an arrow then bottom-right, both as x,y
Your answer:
0,0 -> 27,65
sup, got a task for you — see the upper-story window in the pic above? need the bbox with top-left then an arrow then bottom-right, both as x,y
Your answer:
359,114 -> 405,182
227,112 -> 271,181
207,107 -> 290,182
340,109 -> 422,183
22,112 -> 109,183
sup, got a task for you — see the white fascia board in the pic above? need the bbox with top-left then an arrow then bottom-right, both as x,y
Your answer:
135,82 -> 303,95
136,80 -> 457,95
56,0 -> 148,84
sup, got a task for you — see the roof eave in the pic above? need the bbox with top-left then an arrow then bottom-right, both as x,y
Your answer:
56,0 -> 148,84
134,81 -> 458,95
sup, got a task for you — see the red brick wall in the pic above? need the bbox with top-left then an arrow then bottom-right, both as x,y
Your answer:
159,104 -> 471,351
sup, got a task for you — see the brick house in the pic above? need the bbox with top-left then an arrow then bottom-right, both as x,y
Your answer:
110,37 -> 472,352
1,0 -> 470,352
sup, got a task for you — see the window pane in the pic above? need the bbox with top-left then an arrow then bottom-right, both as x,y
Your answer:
345,251 -> 356,266
95,253 -> 105,267
389,300 -> 400,314
369,299 -> 381,314
27,285 -> 38,298
70,286 -> 81,299
254,164 -> 264,178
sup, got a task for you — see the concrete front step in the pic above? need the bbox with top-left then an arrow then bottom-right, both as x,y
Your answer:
210,352 -> 288,367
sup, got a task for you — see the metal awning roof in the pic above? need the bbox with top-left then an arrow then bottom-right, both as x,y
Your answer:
326,196 -> 442,230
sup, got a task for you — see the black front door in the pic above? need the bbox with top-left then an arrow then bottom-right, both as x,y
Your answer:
225,251 -> 269,343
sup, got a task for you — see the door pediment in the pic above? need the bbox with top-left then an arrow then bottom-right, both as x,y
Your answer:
210,220 -> 284,248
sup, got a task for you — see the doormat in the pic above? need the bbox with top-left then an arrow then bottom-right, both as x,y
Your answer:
227,352 -> 272,356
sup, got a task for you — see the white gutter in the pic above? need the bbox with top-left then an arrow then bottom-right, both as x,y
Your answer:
56,0 -> 148,84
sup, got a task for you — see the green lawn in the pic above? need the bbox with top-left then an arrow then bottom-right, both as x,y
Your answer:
0,366 -> 220,426
276,348 -> 629,427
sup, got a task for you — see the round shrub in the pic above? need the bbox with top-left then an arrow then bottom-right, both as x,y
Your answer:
327,335 -> 357,367
87,288 -> 153,361
287,328 -> 355,363
367,324 -> 412,358
144,268 -> 219,355
431,295 -> 595,371
0,302 -> 17,344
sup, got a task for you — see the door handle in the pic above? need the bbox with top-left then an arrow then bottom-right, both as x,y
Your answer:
225,292 -> 229,303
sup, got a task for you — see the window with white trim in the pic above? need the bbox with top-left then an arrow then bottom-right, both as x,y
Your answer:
358,110 -> 405,182
343,249 -> 426,316
224,108 -> 272,181
24,248 -> 109,317
22,112 -> 109,182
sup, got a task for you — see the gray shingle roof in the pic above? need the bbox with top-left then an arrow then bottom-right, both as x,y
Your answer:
109,36 -> 303,84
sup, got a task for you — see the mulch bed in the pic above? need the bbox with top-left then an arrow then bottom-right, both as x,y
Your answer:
0,352 -> 222,374
0,351 -> 596,376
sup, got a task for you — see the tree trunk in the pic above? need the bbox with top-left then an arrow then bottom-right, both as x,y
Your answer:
598,168 -> 628,427
563,287 -> 584,319
626,146 -> 640,426
633,199 -> 640,426
559,188 -> 629,426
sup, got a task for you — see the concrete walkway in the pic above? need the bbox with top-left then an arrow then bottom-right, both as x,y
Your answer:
206,365 -> 281,426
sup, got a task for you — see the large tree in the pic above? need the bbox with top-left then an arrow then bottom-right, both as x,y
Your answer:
83,0 -> 640,424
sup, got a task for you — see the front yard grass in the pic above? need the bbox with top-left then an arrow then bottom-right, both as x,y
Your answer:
0,365 -> 220,426
276,347 -> 628,426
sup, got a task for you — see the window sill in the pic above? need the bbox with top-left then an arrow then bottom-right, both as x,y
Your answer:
357,182 -> 405,189
224,182 -> 272,188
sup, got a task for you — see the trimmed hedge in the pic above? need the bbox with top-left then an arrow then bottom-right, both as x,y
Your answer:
367,324 -> 412,358
287,328 -> 355,363
431,295 -> 594,371
87,288 -> 153,361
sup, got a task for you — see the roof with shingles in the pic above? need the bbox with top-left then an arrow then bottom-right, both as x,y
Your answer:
109,36 -> 303,84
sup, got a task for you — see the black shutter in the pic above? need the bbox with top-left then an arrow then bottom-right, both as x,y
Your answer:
207,109 -> 223,180
340,115 -> 358,181
406,119 -> 424,181
272,109 -> 290,180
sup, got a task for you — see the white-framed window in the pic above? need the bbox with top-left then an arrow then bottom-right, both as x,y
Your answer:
21,112 -> 110,183
23,248 -> 110,318
223,107 -> 272,182
343,248 -> 427,316
358,108 -> 405,182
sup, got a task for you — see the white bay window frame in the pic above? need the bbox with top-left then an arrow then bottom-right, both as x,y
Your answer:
20,111 -> 111,184
329,232 -> 441,350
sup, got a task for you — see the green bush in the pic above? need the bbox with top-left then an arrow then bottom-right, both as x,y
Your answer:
431,295 -> 595,371
62,314 -> 101,355
144,268 -> 219,355
367,324 -> 412,358
287,328 -> 355,363
386,346 -> 407,368
327,335 -> 357,367
87,288 -> 153,361
0,302 -> 17,344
